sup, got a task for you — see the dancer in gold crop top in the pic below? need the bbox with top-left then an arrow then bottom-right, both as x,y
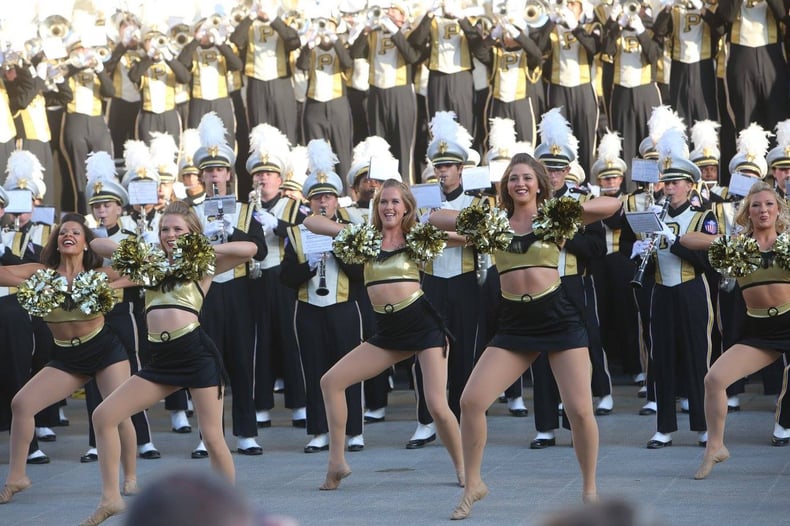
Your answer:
86,201 -> 258,525
0,215 -> 138,513
428,153 -> 622,517
680,182 -> 790,481
303,179 -> 464,492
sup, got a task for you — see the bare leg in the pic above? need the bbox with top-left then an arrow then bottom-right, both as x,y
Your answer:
549,348 -> 599,499
695,344 -> 779,479
191,386 -> 235,483
1,368 -> 86,503
319,343 -> 413,490
93,377 -> 175,509
453,347 -> 534,519
94,361 -> 136,495
417,347 -> 464,484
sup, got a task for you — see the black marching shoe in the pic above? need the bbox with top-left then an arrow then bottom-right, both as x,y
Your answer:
646,439 -> 672,449
80,450 -> 98,463
771,435 -> 789,447
140,449 -> 162,459
26,452 -> 50,465
529,438 -> 556,449
405,434 -> 436,449
192,442 -> 209,459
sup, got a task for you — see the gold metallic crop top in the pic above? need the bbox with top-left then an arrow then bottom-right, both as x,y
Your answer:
145,281 -> 205,315
737,252 -> 790,289
494,233 -> 560,275
43,307 -> 102,324
364,249 -> 421,287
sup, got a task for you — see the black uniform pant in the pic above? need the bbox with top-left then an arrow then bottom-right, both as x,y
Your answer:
487,97 -> 536,147
547,83 -> 599,176
108,98 -> 141,158
670,59 -> 717,125
716,77 -> 737,184
427,70 -> 474,134
609,83 -> 661,192
347,86 -> 369,146
187,97 -> 236,150
136,109 -> 182,144
252,267 -> 305,411
634,278 -> 656,403
302,97 -> 353,187
415,272 -> 482,423
85,301 -> 152,447
60,113 -> 113,213
650,277 -> 712,434
726,43 -> 789,136
294,301 -> 363,436
19,140 -> 54,207
202,278 -> 257,438
231,89 -> 251,199
246,76 -> 299,144
368,84 -> 417,184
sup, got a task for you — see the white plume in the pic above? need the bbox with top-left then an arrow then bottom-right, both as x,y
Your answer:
736,123 -> 771,158
775,119 -> 790,148
429,111 -> 459,143
85,150 -> 117,184
596,129 -> 622,163
149,132 -> 179,167
656,128 -> 689,167
690,120 -> 720,158
538,107 -> 578,158
513,141 -> 535,156
307,139 -> 339,175
488,117 -> 517,155
648,105 -> 685,145
455,123 -> 473,150
352,136 -> 394,164
5,150 -> 46,197
198,111 -> 228,147
122,139 -> 157,185
180,129 -> 201,165
286,146 -> 309,184
249,123 -> 291,157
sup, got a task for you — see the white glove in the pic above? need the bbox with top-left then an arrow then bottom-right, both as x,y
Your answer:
490,24 -> 504,40
328,31 -> 338,43
618,13 -> 630,28
654,222 -> 677,244
610,2 -> 623,21
253,209 -> 278,231
630,239 -> 652,260
209,28 -> 223,45
430,0 -> 444,15
142,230 -> 160,245
629,15 -> 645,34
36,62 -> 49,80
380,16 -> 399,34
306,252 -> 323,271
649,204 -> 665,215
0,240 -> 6,254
121,26 -> 134,46
561,8 -> 578,30
147,45 -> 158,58
419,211 -> 432,224
689,0 -> 703,9
204,219 -> 233,240
161,48 -> 174,62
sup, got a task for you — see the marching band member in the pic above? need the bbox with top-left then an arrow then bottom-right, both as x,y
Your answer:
296,11 -> 354,182
0,71 -> 14,172
351,2 -> 422,184
766,119 -> 790,197
308,178 -> 463,491
106,16 -> 145,157
179,128 -> 206,207
280,139 -> 364,455
128,28 -> 192,143
230,1 -> 301,142
177,15 -> 243,144
190,112 -> 267,458
245,124 -> 307,430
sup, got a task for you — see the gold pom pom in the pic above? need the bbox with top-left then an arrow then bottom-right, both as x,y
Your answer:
773,233 -> 790,271
406,222 -> 448,264
171,233 -> 216,282
112,238 -> 169,288
333,224 -> 382,264
70,270 -> 117,315
708,235 -> 761,277
532,196 -> 584,242
17,269 -> 69,317
456,202 -> 514,254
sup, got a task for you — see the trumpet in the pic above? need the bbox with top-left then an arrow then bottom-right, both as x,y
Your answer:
231,4 -> 251,27
38,14 -> 71,40
284,10 -> 311,35
621,0 -> 642,15
525,0 -> 549,25
315,206 -> 330,296
199,14 -> 232,44
169,24 -> 191,54
367,6 -> 384,24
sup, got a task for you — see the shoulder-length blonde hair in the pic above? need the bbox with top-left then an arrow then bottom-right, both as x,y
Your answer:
498,153 -> 552,217
372,179 -> 417,233
734,181 -> 790,235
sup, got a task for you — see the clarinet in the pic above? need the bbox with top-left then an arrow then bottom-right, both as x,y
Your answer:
315,207 -> 330,296
630,199 -> 671,289
248,183 -> 263,279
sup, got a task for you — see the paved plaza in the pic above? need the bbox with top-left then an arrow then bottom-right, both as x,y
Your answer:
1,379 -> 788,525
